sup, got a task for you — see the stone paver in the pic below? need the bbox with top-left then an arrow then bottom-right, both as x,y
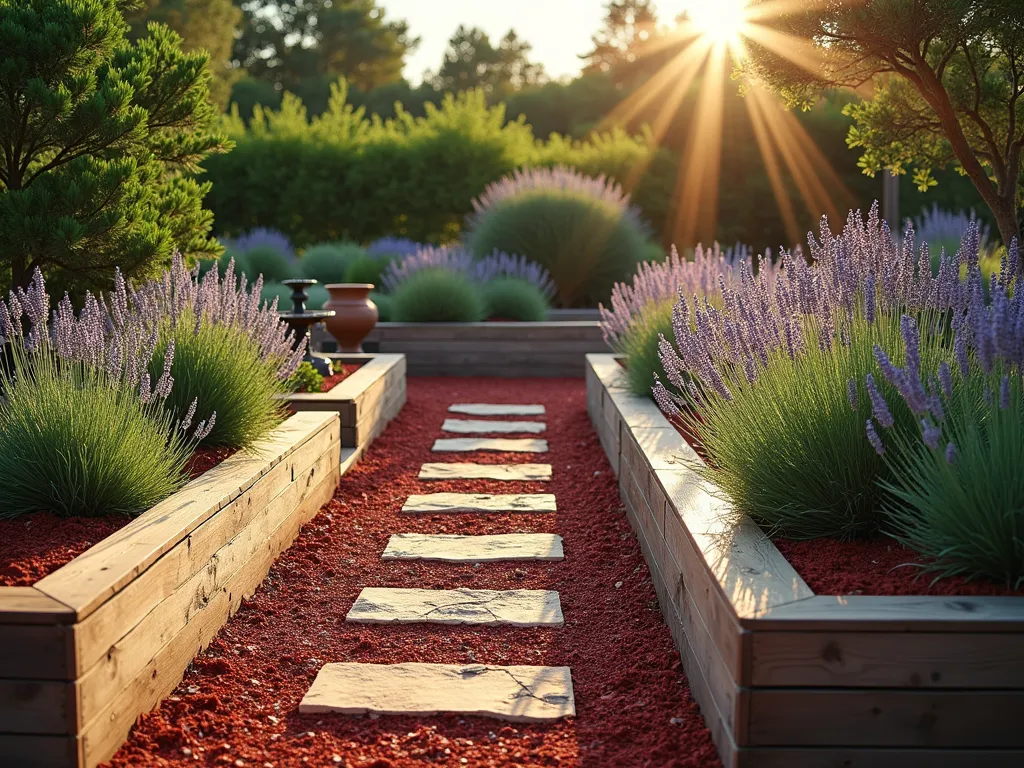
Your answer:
402,492 -> 556,514
442,418 -> 546,434
346,588 -> 564,626
382,533 -> 564,562
299,662 -> 575,722
449,404 -> 545,416
418,462 -> 553,481
432,438 -> 548,453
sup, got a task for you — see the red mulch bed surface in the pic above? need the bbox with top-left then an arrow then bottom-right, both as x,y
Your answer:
105,378 -> 720,768
0,444 -> 237,587
774,537 -> 1024,598
662,413 -> 1023,598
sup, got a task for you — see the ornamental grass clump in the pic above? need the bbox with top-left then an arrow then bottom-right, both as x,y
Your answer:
125,257 -> 304,448
391,269 -> 485,323
655,204 -> 973,539
482,278 -> 549,322
600,243 -> 757,397
380,246 -> 555,300
465,166 -> 652,307
869,242 -> 1024,585
0,272 -> 212,518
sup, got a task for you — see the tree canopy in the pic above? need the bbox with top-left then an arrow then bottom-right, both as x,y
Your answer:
429,26 -> 545,97
0,0 -> 229,293
745,0 -> 1024,245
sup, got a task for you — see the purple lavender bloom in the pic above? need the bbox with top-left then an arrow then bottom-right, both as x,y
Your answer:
913,205 -> 992,264
1000,375 -> 1011,410
921,419 -> 942,450
938,361 -> 953,398
847,379 -> 859,410
380,245 -> 555,299
225,228 -> 295,261
366,237 -> 421,259
866,419 -> 885,455
865,374 -> 894,428
945,442 -> 957,464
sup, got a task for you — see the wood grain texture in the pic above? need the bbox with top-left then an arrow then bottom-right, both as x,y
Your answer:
77,467 -> 338,768
750,630 -> 1024,688
0,734 -> 77,768
0,587 -> 75,625
0,624 -> 74,679
36,412 -> 337,621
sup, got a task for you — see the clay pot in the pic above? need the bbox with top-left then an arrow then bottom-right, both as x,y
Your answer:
323,283 -> 378,353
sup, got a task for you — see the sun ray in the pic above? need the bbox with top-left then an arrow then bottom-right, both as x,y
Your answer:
744,91 -> 803,246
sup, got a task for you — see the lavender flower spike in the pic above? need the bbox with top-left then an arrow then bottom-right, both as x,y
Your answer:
866,419 -> 885,456
846,379 -> 859,410
865,374 -> 894,428
945,442 -> 957,464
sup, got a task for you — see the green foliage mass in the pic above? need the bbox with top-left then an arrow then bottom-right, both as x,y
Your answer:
371,291 -> 392,321
620,299 -> 674,398
482,278 -> 549,322
300,242 -> 366,284
0,351 -> 192,518
286,361 -> 324,394
0,0 -> 229,295
154,317 -> 287,449
390,269 -> 484,323
242,245 -> 295,282
344,254 -> 391,286
882,366 -> 1024,587
685,308 -> 946,540
205,85 -> 672,249
466,188 -> 650,308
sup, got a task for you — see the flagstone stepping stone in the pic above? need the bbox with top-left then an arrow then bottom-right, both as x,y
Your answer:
346,588 -> 564,626
299,662 -> 575,722
442,418 -> 546,434
432,438 -> 548,453
418,462 -> 553,481
382,533 -> 564,562
449,404 -> 545,416
402,493 -> 556,514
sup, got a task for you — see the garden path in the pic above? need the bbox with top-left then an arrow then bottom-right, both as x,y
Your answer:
106,379 -> 720,768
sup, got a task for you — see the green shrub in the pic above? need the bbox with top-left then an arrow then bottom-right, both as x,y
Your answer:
306,284 -> 329,309
371,291 -> 392,321
243,244 -> 295,282
482,278 -> 549,321
301,242 -> 366,284
465,168 -> 650,307
286,361 -> 324,393
0,352 -> 191,518
344,254 -> 391,286
261,282 -> 292,310
155,317 -> 287,448
621,299 -> 674,398
391,269 -> 484,323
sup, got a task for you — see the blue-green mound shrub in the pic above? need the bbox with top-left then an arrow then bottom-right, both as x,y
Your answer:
482,278 -> 549,322
391,269 -> 484,323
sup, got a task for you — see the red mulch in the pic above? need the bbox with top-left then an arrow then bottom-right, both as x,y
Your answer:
104,378 -> 720,768
666,409 -> 1023,597
0,444 -> 237,587
774,537 -> 1024,597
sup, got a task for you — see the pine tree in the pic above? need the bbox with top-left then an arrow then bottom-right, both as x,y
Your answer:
0,0 -> 230,294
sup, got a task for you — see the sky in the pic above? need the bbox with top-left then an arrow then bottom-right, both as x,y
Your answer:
380,0 -> 691,83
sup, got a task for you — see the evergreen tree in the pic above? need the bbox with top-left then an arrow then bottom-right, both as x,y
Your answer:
126,0 -> 243,107
430,25 -> 545,97
581,0 -> 659,82
0,0 -> 230,293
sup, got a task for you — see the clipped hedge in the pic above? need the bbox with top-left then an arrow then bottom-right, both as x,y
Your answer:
205,85 -> 674,250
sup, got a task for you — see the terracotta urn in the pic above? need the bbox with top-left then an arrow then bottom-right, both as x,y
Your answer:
323,283 -> 378,353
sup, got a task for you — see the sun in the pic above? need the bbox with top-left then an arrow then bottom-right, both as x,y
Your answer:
684,0 -> 750,45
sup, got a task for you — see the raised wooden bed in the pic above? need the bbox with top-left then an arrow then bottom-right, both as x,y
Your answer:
360,322 -> 608,377
282,352 -> 406,459
586,353 -> 1024,768
0,411 -> 342,768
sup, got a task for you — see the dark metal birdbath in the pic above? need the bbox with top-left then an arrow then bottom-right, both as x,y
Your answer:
279,278 -> 335,376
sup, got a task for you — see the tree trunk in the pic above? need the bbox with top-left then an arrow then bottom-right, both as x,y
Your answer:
992,196 -> 1022,250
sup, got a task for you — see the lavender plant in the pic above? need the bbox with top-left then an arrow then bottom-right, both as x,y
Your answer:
465,166 -> 652,307
380,246 -> 556,300
125,256 -> 303,447
654,204 -> 972,539
0,272 -> 211,518
366,237 -> 421,259
600,243 -> 752,398
226,228 -> 296,262
869,242 -> 1024,584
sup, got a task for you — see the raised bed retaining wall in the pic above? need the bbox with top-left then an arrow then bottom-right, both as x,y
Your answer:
284,352 -> 406,458
586,353 -> 1024,768
0,411 -> 342,768
363,322 -> 608,377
